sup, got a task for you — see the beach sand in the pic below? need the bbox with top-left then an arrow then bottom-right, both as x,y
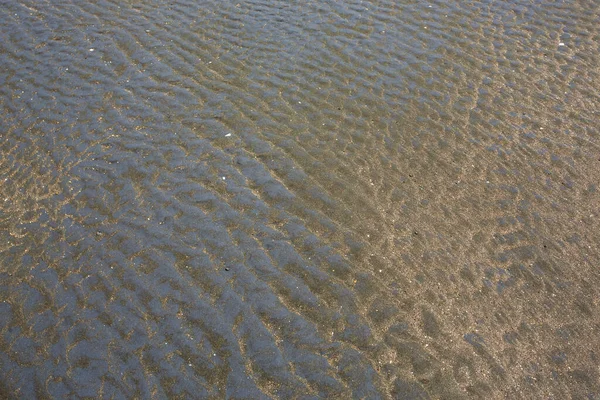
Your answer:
1,0 -> 599,398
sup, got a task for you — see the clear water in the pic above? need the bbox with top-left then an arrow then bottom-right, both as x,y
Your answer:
1,0 -> 599,398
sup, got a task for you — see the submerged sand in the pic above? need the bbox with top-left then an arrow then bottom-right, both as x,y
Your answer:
1,0 -> 599,398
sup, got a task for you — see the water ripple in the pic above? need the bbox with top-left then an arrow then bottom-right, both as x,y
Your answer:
1,0 -> 599,398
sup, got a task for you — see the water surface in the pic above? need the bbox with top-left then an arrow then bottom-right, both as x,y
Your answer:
1,0 -> 599,398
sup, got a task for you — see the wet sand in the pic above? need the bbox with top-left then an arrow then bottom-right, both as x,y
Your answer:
1,0 -> 599,398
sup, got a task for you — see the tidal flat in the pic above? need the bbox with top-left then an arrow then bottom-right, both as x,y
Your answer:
1,0 -> 599,398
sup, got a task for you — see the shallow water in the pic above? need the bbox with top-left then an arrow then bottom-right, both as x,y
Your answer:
1,0 -> 599,398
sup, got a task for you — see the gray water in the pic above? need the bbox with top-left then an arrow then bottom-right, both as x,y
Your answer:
1,0 -> 599,398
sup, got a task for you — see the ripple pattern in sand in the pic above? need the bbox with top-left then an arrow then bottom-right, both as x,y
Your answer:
1,0 -> 600,398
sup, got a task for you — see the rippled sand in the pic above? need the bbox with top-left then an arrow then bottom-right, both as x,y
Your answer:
1,0 -> 599,398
